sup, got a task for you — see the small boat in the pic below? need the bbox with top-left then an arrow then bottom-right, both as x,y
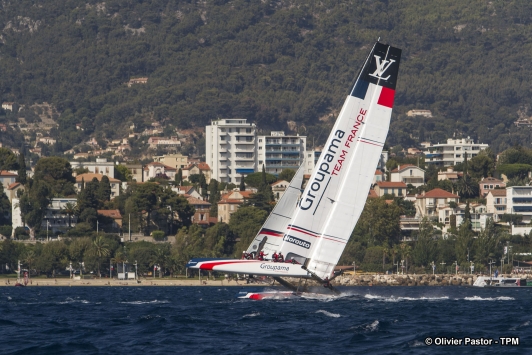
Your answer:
473,276 -> 532,287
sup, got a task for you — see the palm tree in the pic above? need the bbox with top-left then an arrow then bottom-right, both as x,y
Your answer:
24,250 -> 36,274
62,202 -> 76,228
152,246 -> 170,278
91,236 -> 110,278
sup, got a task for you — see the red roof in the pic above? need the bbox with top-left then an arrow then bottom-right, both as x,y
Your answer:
374,170 -> 383,175
487,189 -> 507,197
0,170 -> 17,177
186,196 -> 211,206
390,164 -> 416,173
480,177 -> 504,184
7,182 -> 21,190
419,188 -> 459,199
97,209 -> 122,219
376,181 -> 407,188
144,162 -> 176,171
368,189 -> 378,198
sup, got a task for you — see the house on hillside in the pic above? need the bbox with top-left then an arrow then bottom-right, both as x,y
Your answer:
143,162 -> 177,181
182,162 -> 211,183
271,180 -> 289,201
98,209 -> 123,233
75,173 -> 120,199
437,167 -> 463,182
374,181 -> 407,197
0,171 -> 17,191
479,177 -> 505,197
390,164 -> 425,187
217,190 -> 254,223
6,182 -> 24,203
485,189 -> 507,222
186,196 -> 215,226
415,188 -> 459,219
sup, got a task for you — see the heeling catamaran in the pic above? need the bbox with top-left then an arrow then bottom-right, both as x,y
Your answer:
187,41 -> 401,291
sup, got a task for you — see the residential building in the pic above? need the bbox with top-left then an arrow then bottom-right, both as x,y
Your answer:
173,185 -> 202,199
42,198 -> 79,234
0,171 -> 17,191
373,170 -> 384,184
506,186 -> 532,225
271,180 -> 289,201
6,182 -> 24,203
423,137 -> 489,167
438,203 -> 491,232
182,162 -> 212,183
217,190 -> 254,223
153,153 -> 189,170
187,197 -> 213,226
70,158 -> 115,178
415,188 -> 460,218
257,131 -> 306,176
147,136 -> 181,149
374,181 -> 407,197
486,189 -> 507,222
127,77 -> 148,87
143,162 -> 177,181
125,163 -> 143,182
98,209 -> 123,233
1,102 -> 14,111
206,119 -> 257,184
75,173 -> 120,199
438,167 -> 463,182
479,177 -> 506,197
407,109 -> 432,117
390,164 -> 425,187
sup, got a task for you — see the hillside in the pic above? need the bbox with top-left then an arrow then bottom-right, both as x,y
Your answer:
1,0 -> 532,154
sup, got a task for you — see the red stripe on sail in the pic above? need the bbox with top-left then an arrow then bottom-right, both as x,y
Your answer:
200,261 -> 247,270
377,87 -> 395,108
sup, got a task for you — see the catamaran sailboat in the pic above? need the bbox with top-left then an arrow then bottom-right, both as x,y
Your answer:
187,41 -> 401,298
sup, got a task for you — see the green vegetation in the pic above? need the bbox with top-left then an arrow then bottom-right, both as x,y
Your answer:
0,0 -> 531,153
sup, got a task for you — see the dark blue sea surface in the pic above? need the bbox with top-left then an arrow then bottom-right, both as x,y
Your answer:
0,286 -> 530,354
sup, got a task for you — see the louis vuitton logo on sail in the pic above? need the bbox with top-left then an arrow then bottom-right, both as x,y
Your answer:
368,55 -> 396,80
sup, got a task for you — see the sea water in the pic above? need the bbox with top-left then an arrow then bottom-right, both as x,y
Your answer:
0,286 -> 530,354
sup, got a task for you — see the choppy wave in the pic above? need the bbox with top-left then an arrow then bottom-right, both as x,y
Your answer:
120,300 -> 170,305
364,294 -> 449,302
316,310 -> 341,318
464,296 -> 515,301
243,312 -> 260,318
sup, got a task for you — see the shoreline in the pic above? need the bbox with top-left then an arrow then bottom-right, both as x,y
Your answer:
1,273 -> 528,287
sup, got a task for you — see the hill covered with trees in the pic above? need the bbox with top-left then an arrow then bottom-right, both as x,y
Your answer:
1,0 -> 532,152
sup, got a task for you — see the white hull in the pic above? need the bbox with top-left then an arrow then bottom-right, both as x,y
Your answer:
187,258 -> 311,278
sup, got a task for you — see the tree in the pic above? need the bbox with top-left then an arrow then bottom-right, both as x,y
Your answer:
239,175 -> 246,191
0,184 -> 11,226
18,179 -> 51,238
412,218 -> 437,267
229,206 -> 268,253
62,202 -> 76,228
97,175 -> 111,203
16,153 -> 27,185
115,164 -> 132,182
175,169 -> 183,185
278,168 -> 296,182
475,218 -> 499,266
455,220 -> 474,264
244,171 -> 277,188
90,236 -> 110,278
455,175 -> 478,199
33,157 -> 75,197
0,148 -> 19,171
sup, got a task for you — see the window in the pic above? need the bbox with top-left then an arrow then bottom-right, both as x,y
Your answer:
410,170 -> 412,176
246,128 -> 252,133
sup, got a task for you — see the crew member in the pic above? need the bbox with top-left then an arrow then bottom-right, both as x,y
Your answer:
272,251 -> 278,262
258,251 -> 267,261
323,276 -> 331,289
278,252 -> 284,262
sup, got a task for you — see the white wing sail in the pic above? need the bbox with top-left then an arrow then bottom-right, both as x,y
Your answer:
245,163 -> 305,257
277,42 -> 402,279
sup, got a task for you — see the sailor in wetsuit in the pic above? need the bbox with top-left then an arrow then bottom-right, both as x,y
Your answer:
272,251 -> 278,262
277,252 -> 284,262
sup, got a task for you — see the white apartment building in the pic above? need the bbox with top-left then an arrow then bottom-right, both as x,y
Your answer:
423,137 -> 489,167
206,119 -> 257,183
70,158 -> 115,178
257,131 -> 307,176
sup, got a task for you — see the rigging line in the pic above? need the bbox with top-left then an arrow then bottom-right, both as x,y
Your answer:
312,176 -> 332,216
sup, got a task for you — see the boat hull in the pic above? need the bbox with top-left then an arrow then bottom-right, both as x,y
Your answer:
186,258 -> 311,278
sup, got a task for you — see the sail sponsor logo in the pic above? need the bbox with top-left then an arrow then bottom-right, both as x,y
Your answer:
283,234 -> 311,249
300,130 -> 344,211
334,108 -> 368,176
260,263 -> 290,272
369,55 -> 396,81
